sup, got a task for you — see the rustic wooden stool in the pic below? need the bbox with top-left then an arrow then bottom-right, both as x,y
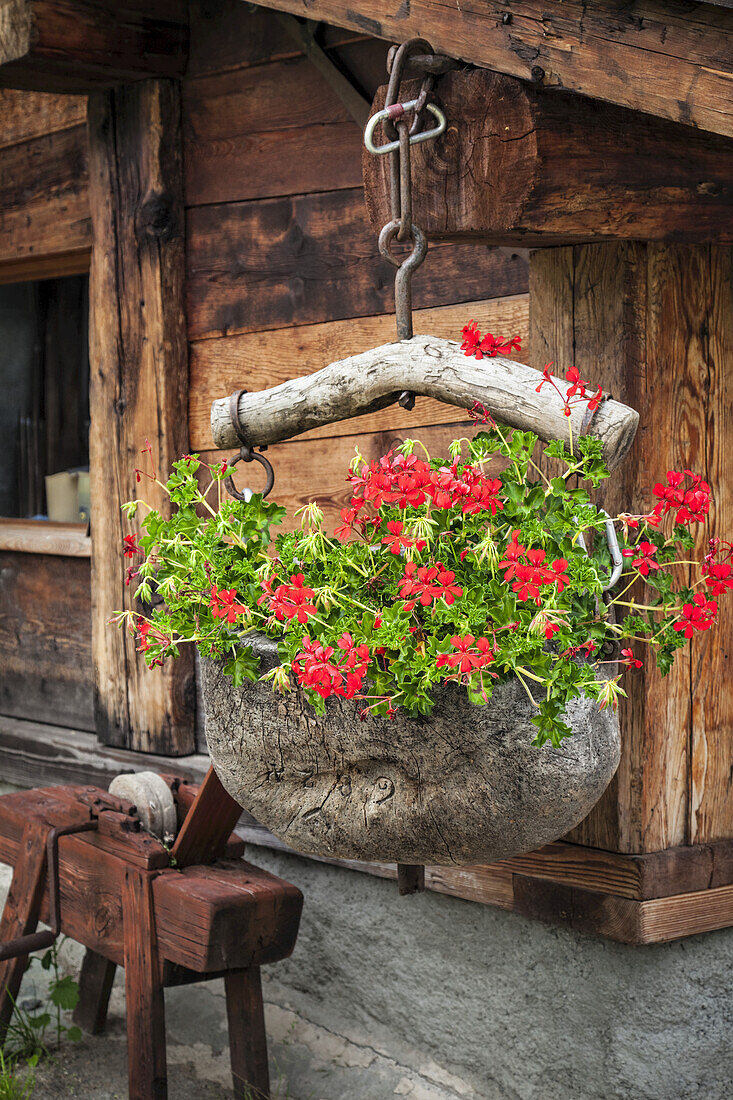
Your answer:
0,770 -> 303,1100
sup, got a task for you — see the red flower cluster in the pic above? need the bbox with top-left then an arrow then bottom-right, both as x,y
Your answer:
292,632 -> 370,700
123,534 -> 142,558
460,322 -> 521,360
341,452 -> 505,536
436,634 -> 495,676
621,647 -> 643,669
622,540 -> 660,577
381,520 -> 426,555
536,364 -> 603,417
209,585 -> 247,624
498,533 -> 569,604
672,593 -> 718,638
135,621 -> 167,665
702,538 -> 733,597
259,573 -> 317,624
399,562 -> 463,612
652,470 -> 711,525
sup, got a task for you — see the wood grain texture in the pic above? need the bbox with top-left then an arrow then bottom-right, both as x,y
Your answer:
0,550 -> 94,730
689,246 -> 733,844
152,859 -> 303,972
0,123 -> 90,271
364,69 -> 733,245
185,187 -> 529,341
73,949 -> 117,1035
187,0 -> 367,79
170,766 -> 243,868
87,79 -> 195,753
183,56 -> 364,206
122,868 -> 167,1100
0,715 -> 210,791
189,295 -> 530,449
0,818 -> 49,1044
0,520 -> 90,556
0,0 -> 188,93
249,0 -> 733,138
532,244 -> 733,854
0,86 -> 85,147
225,968 -> 270,1100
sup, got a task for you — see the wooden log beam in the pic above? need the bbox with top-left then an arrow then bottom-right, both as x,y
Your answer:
248,0 -> 733,139
210,335 -> 639,471
0,0 -> 188,93
87,79 -> 195,754
364,70 -> 733,247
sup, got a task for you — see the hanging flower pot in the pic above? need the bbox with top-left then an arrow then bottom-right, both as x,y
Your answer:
115,348 -> 726,869
200,633 -> 620,865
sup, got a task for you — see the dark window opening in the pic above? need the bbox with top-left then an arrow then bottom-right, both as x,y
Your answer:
0,274 -> 89,521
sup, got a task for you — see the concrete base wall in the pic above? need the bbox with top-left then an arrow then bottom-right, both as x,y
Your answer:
1,787 -> 732,1098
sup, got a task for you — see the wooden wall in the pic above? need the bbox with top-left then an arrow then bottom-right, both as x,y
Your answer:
0,88 -> 89,283
182,2 -> 530,527
0,89 -> 94,737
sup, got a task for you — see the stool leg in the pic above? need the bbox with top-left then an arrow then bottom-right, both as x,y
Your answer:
73,949 -> 117,1035
226,967 -> 270,1099
0,820 -> 49,1045
122,868 -> 167,1100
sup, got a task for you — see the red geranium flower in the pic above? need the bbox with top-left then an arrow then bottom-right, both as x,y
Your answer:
672,593 -> 718,638
209,585 -> 248,624
268,573 -> 318,624
123,534 -> 142,558
436,634 -> 494,675
622,541 -> 660,577
620,647 -> 643,669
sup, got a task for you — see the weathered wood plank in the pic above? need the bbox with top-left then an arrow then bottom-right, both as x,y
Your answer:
0,520 -> 90,556
249,0 -> 733,138
87,80 -> 195,753
122,867 -> 167,1099
0,0 -> 188,93
183,57 -> 364,206
690,246 -> 733,844
187,0 -> 366,79
0,123 -> 90,273
532,244 -> 733,854
185,188 -> 529,340
189,295 -> 530,449
365,69 -> 733,245
0,715 -> 209,791
0,87 -> 85,148
0,550 -> 94,730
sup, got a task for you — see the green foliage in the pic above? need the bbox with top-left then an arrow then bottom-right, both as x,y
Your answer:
4,942 -> 81,1064
113,429 -> 717,749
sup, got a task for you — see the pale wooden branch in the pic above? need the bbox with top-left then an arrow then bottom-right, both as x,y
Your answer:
210,336 -> 639,470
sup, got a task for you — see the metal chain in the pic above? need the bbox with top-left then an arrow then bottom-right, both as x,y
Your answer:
364,39 -> 449,409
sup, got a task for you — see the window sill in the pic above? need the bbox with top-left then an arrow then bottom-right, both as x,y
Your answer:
0,519 -> 91,557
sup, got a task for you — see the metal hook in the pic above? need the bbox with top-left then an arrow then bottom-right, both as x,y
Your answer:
378,220 -> 427,340
224,389 -> 275,500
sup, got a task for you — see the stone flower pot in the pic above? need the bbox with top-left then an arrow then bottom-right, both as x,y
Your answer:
201,635 -> 620,866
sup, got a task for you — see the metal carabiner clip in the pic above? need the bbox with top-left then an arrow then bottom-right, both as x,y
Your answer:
364,99 -> 447,155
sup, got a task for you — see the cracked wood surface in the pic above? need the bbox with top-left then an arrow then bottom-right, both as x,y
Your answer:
248,0 -> 733,138
364,69 -> 733,246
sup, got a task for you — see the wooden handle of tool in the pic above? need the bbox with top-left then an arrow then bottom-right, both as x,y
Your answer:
210,336 -> 639,470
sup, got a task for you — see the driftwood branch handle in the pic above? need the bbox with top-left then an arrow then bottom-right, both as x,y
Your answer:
210,336 -> 639,470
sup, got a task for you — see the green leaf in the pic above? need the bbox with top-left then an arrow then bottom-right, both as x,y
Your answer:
49,976 -> 79,1011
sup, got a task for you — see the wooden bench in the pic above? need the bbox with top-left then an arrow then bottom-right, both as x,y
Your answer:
0,774 -> 303,1100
